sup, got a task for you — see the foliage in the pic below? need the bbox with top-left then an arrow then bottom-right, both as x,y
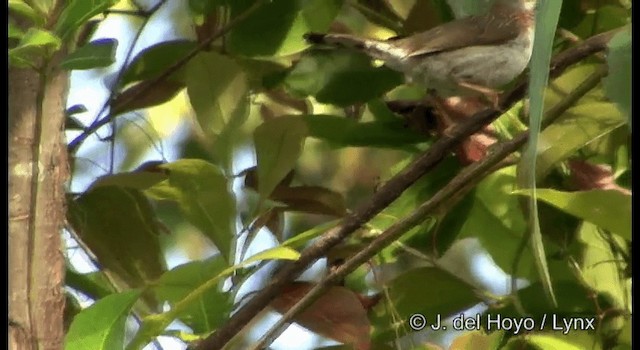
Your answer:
10,0 -> 630,349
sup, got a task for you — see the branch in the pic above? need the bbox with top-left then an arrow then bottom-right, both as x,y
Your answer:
252,63 -> 610,350
194,28 -> 619,350
67,0 -> 268,153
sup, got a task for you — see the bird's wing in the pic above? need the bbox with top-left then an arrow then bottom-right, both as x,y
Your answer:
394,14 -> 523,58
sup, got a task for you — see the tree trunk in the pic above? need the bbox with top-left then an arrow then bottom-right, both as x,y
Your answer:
9,51 -> 69,349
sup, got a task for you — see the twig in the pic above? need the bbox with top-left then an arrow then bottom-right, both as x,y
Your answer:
67,0 -> 268,153
194,28 -> 619,350
252,63 -> 610,350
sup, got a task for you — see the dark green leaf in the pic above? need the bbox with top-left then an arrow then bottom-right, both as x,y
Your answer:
371,267 -> 481,342
55,0 -> 118,40
88,171 -> 168,191
145,159 -> 236,263
67,187 -> 166,297
285,50 -> 403,106
66,269 -> 116,300
254,116 -> 308,200
303,114 -> 425,149
271,185 -> 347,217
154,256 -> 232,333
122,40 -> 196,85
227,0 -> 344,57
64,290 -> 141,350
61,39 -> 118,70
110,80 -> 185,115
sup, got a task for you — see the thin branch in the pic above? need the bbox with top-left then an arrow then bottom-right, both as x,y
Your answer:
194,28 -> 619,350
67,0 -> 268,154
252,63 -> 610,350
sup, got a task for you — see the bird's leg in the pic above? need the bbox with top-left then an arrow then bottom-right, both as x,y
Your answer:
456,81 -> 502,110
425,91 -> 457,137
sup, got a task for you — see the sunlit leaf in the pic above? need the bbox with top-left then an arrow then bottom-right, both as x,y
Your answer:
154,256 -> 232,333
227,0 -> 344,57
61,38 -> 118,70
64,290 -> 141,350
603,27 -> 631,123
449,330 -> 503,350
514,188 -> 631,240
9,0 -> 44,25
536,102 -> 626,179
254,116 -> 308,200
186,52 -> 250,169
9,28 -> 61,68
145,159 -> 236,262
577,222 -> 629,309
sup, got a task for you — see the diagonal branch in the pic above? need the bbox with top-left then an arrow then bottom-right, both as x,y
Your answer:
251,62 -> 610,350
194,28 -> 618,350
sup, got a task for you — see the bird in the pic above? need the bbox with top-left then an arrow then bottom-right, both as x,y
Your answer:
304,0 -> 537,107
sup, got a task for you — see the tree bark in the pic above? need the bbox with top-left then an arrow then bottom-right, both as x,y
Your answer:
9,50 -> 69,349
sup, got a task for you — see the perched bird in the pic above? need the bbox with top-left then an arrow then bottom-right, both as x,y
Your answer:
304,0 -> 537,106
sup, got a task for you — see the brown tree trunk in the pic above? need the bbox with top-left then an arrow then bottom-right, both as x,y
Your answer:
9,50 -> 69,349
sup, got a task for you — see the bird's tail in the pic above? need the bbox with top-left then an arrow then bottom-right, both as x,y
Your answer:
303,32 -> 401,62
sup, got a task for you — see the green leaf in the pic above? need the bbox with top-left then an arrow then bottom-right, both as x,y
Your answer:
450,330 -> 503,350
9,21 -> 25,40
67,187 -> 167,297
271,185 -> 347,217
227,0 -> 344,57
303,114 -> 425,149
536,101 -> 626,179
603,27 -> 631,123
145,159 -> 236,263
577,222 -> 629,309
284,50 -> 403,106
514,188 -> 631,240
460,166 -> 533,279
371,267 -> 480,342
9,28 -> 62,68
521,0 -> 563,307
61,38 -> 118,70
9,0 -> 44,25
66,269 -> 116,300
254,116 -> 308,200
154,256 -> 232,333
243,245 -> 300,263
127,246 -> 299,349
526,334 -> 584,350
55,0 -> 118,40
186,52 -> 250,169
88,171 -> 168,191
65,290 -> 141,350
121,40 -> 197,85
